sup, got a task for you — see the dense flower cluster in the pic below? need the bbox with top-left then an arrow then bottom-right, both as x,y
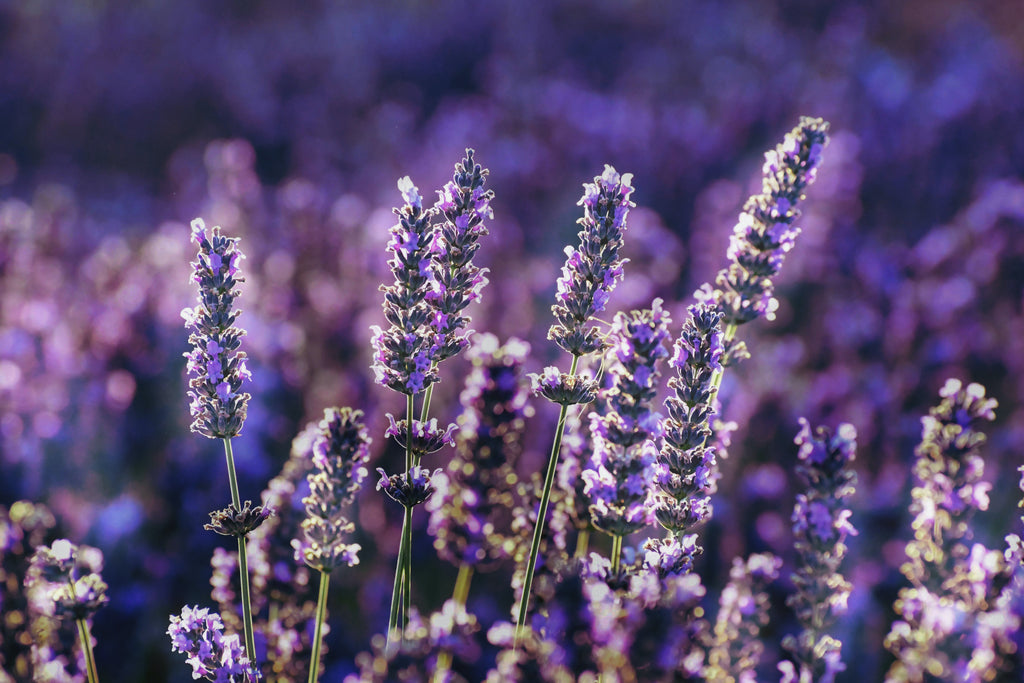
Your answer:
646,302 -> 724,573
296,407 -> 372,572
28,539 -> 109,621
696,116 -> 831,331
429,149 -> 494,362
182,218 -> 253,438
704,553 -> 781,682
780,419 -> 857,683
168,605 -> 259,683
370,177 -> 443,395
427,334 -> 532,569
548,165 -> 635,356
377,465 -> 442,509
528,366 -> 598,406
885,379 -> 1016,681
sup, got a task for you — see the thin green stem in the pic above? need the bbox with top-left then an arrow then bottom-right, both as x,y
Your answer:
401,504 -> 412,639
453,564 -> 474,607
514,353 -> 580,648
307,570 -> 330,683
574,529 -> 590,559
222,438 -> 258,668
385,531 -> 407,652
610,534 -> 623,574
76,617 -> 99,683
386,392 -> 417,652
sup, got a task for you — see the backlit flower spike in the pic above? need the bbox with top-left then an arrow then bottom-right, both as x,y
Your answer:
168,605 -> 259,682
781,419 -> 857,682
696,116 -> 830,333
182,218 -> 252,438
370,176 -> 441,395
428,149 -> 494,362
884,379 -> 1016,681
297,407 -> 372,572
549,165 -> 635,356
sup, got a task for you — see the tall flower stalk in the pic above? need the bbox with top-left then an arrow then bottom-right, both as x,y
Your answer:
780,419 -> 858,683
183,218 -> 261,667
28,540 -> 109,683
295,407 -> 372,683
515,164 -> 634,645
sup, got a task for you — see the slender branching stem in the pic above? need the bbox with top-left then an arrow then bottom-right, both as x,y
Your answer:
222,438 -> 257,668
307,569 -> 330,683
514,352 -> 581,648
387,392 -> 417,651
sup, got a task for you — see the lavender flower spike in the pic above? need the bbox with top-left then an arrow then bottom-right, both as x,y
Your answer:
549,164 -> 635,356
696,116 -> 830,328
168,605 -> 259,682
429,149 -> 494,362
885,379 -> 1016,681
297,407 -> 372,572
780,419 -> 857,683
370,176 -> 441,395
182,218 -> 252,438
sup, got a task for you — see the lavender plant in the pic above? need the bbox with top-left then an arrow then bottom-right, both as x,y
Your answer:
168,605 -> 259,682
515,164 -> 635,644
779,420 -> 858,683
182,217 -> 264,667
883,379 -> 1017,681
295,407 -> 371,683
27,540 -> 108,683
703,553 -> 781,682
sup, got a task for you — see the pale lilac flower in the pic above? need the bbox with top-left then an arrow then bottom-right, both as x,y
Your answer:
168,605 -> 259,682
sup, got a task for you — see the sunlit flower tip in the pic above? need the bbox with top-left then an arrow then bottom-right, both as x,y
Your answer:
32,539 -> 77,582
190,217 -> 208,244
54,574 -> 110,620
204,501 -> 274,538
397,176 -> 422,210
529,366 -> 598,406
376,466 -> 442,508
384,413 -> 456,456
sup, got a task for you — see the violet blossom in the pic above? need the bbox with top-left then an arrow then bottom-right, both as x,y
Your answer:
167,605 -> 259,683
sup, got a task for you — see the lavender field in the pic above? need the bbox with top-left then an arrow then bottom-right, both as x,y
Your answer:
2,1 -> 1024,681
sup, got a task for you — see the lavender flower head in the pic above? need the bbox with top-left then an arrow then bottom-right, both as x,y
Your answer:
549,165 -> 635,356
182,218 -> 252,438
296,407 -> 371,572
646,302 -> 723,568
782,419 -> 857,682
428,149 -> 494,362
28,539 -> 109,621
384,413 -> 457,460
885,379 -> 1016,681
696,116 -> 830,327
168,605 -> 259,682
370,176 -> 441,395
377,465 -> 442,508
529,366 -> 598,406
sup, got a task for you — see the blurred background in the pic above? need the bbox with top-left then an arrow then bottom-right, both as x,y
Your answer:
1,0 -> 1023,680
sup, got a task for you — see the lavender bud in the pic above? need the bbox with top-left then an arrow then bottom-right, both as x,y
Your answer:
377,466 -> 442,508
204,501 -> 274,538
529,366 -> 598,406
385,413 -> 457,458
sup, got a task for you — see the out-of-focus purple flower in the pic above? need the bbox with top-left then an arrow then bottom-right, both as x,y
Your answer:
28,539 -> 109,621
371,176 -> 441,395
182,218 -> 252,439
168,605 -> 259,682
377,465 -> 442,508
549,165 -> 635,356
885,379 -> 1017,681
782,419 -> 857,681
296,407 -> 371,572
428,149 -> 494,362
427,334 -> 532,569
704,553 -> 781,682
695,117 -> 830,329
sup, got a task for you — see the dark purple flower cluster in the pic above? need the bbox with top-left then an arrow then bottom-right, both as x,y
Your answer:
528,366 -> 598,406
296,407 -> 371,572
780,419 -> 857,683
646,302 -> 724,573
377,465 -> 442,509
695,116 -> 830,330
182,218 -> 253,439
384,414 -> 457,460
548,165 -> 635,357
885,379 -> 1016,681
427,334 -> 532,569
167,605 -> 259,683
704,553 -> 781,681
370,177 -> 442,396
429,149 -> 494,363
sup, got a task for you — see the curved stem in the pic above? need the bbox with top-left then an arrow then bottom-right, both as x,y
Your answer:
514,353 -> 580,648
222,438 -> 258,669
307,570 -> 330,683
